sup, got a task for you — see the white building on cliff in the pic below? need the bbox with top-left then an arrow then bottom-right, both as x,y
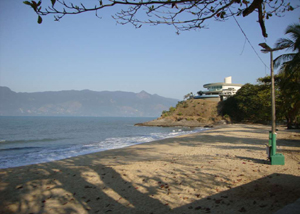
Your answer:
195,76 -> 243,101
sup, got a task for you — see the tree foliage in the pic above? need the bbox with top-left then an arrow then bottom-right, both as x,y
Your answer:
273,22 -> 300,128
222,75 -> 300,128
183,92 -> 194,100
23,0 -> 298,37
197,90 -> 203,96
221,83 -> 272,123
220,22 -> 300,128
274,22 -> 300,73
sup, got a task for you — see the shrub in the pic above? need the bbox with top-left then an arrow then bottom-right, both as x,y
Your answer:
183,103 -> 189,108
223,114 -> 230,120
161,110 -> 171,118
176,101 -> 184,108
177,112 -> 183,116
169,107 -> 176,112
161,113 -> 168,118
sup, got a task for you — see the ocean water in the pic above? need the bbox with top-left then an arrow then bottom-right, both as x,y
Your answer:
0,116 -> 206,169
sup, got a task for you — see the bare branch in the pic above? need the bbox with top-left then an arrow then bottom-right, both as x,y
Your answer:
23,0 -> 299,37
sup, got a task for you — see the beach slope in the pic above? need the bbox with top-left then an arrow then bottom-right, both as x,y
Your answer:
0,124 -> 299,214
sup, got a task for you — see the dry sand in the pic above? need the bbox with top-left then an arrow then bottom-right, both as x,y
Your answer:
0,124 -> 299,214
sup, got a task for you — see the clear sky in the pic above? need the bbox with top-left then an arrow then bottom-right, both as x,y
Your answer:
0,1 -> 299,100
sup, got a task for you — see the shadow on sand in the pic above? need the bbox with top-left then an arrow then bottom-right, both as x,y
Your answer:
1,156 -> 299,214
0,125 -> 299,214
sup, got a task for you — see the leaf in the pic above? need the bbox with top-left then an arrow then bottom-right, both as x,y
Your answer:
37,15 -> 42,24
51,0 -> 56,7
30,1 -> 37,11
220,11 -> 226,19
23,1 -> 31,5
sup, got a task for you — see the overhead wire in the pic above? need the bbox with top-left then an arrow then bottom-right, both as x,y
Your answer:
229,8 -> 269,73
240,38 -> 247,55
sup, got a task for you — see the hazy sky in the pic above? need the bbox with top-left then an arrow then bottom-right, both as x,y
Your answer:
0,1 -> 299,99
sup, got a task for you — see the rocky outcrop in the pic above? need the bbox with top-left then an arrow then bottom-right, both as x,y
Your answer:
135,99 -> 228,127
136,117 -> 227,128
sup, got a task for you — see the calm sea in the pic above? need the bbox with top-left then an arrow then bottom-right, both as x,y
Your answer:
0,116 -> 206,169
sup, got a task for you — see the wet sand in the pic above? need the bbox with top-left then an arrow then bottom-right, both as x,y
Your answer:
0,124 -> 299,214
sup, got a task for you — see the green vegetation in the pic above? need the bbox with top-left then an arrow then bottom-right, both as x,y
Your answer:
176,101 -> 184,108
161,106 -> 177,117
162,22 -> 299,127
183,92 -> 194,100
183,103 -> 189,108
223,114 -> 230,122
160,98 -> 222,124
197,118 -> 203,123
222,22 -> 300,128
221,83 -> 272,123
273,22 -> 300,128
169,107 -> 176,112
161,111 -> 169,118
221,76 -> 300,128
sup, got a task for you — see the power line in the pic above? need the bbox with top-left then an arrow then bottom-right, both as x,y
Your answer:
230,11 -> 269,70
240,38 -> 247,55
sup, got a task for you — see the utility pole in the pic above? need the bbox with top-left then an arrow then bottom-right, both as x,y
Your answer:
259,43 -> 285,165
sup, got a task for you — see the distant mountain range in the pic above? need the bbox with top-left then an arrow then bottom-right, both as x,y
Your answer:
0,87 -> 178,117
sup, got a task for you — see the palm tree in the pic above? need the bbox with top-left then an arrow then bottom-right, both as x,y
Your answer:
274,23 -> 300,75
273,22 -> 300,128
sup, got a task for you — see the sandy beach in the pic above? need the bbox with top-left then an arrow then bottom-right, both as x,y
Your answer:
0,124 -> 299,214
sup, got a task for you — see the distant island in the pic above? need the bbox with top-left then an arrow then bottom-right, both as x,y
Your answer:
0,87 -> 178,117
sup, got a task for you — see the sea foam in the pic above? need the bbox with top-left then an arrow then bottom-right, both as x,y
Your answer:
0,128 -> 204,169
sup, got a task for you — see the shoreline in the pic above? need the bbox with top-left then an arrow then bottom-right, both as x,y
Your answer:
1,124 -> 299,213
134,117 -> 220,128
0,126 -> 207,170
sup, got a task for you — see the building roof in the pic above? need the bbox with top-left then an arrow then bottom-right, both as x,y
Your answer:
203,83 -> 243,88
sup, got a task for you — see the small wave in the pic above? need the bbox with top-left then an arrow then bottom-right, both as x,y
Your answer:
0,128 -> 207,169
2,138 -> 64,144
0,146 -> 41,151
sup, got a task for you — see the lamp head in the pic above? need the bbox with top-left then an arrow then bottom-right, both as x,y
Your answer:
259,43 -> 271,51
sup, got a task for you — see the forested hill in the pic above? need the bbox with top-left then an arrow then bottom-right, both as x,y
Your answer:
0,87 -> 178,117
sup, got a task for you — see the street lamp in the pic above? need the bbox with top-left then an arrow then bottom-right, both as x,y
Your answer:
259,43 -> 285,165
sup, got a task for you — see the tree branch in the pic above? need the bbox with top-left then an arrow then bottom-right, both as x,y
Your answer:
23,0 -> 299,37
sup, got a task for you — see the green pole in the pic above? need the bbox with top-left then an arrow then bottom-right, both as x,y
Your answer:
259,43 -> 285,165
269,48 -> 284,165
270,51 -> 276,136
271,133 -> 276,156
268,131 -> 272,146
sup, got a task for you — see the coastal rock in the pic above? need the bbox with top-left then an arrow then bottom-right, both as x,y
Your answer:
136,99 -> 226,127
135,118 -> 213,128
